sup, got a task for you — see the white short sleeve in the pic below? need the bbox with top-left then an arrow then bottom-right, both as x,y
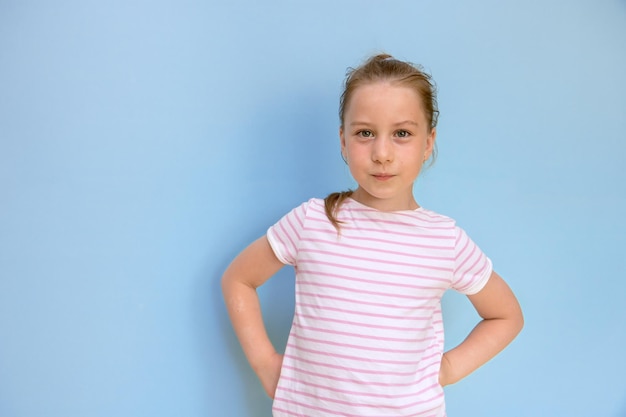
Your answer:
266,201 -> 309,266
452,226 -> 493,295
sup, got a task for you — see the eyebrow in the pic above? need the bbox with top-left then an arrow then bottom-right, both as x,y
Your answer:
393,120 -> 420,127
349,120 -> 420,127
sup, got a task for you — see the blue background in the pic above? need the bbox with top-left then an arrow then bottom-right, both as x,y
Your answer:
1,1 -> 625,416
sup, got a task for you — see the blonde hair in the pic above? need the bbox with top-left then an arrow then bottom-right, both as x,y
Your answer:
324,53 -> 439,230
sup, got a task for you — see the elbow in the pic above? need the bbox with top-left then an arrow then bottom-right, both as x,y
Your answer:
221,268 -> 235,298
513,303 -> 525,336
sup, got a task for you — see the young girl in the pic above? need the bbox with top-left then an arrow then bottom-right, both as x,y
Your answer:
222,54 -> 523,417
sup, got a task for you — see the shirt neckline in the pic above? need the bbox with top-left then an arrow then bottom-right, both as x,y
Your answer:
345,197 -> 425,214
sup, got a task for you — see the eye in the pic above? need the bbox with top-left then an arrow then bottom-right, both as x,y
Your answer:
357,130 -> 374,138
395,129 -> 411,138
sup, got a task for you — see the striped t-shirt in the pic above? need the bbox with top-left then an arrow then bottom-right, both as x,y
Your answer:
267,198 -> 492,417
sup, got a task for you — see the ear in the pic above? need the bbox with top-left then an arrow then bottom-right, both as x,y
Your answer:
339,126 -> 346,157
425,127 -> 436,160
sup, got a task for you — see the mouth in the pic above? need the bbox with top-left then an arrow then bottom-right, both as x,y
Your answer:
372,174 -> 394,181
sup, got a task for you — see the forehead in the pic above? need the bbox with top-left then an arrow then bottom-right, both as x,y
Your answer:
345,82 -> 426,120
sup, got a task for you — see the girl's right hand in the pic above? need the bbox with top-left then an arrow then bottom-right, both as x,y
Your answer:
258,351 -> 284,399
221,236 -> 287,399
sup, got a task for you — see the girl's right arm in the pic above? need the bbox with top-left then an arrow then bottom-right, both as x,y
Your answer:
221,235 -> 286,398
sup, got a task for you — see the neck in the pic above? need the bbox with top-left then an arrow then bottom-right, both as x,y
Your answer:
351,188 -> 419,212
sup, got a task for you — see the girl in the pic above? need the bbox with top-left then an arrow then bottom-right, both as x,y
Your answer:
222,54 -> 523,416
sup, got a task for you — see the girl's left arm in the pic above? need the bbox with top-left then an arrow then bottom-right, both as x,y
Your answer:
439,270 -> 524,386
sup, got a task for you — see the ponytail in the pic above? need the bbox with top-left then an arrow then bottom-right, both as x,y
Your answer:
324,190 -> 353,231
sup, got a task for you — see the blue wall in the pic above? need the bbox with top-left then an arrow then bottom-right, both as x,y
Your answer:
1,1 -> 625,416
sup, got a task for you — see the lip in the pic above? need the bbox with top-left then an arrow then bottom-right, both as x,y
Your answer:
372,174 -> 394,181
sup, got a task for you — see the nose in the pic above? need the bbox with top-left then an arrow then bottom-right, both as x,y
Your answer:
372,136 -> 393,163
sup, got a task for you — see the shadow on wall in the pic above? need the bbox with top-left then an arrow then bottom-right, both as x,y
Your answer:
197,88 -> 341,417
238,86 -> 344,205
618,398 -> 626,417
202,260 -> 293,416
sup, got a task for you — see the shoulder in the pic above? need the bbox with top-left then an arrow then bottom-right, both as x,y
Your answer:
306,197 -> 325,209
298,198 -> 326,218
273,198 -> 328,225
418,208 -> 483,243
415,207 -> 457,225
404,207 -> 458,235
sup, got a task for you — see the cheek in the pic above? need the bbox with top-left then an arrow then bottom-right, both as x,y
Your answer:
344,143 -> 363,159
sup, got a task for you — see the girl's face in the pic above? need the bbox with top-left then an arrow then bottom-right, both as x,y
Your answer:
340,82 -> 436,212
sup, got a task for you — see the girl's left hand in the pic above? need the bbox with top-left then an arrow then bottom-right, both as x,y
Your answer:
437,271 -> 523,387
438,352 -> 453,387
259,352 -> 284,399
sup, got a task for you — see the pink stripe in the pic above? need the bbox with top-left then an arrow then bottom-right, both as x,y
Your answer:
273,401 -> 442,417
298,262 -> 449,285
273,400 -> 363,417
269,230 -> 291,261
287,342 -> 423,365
297,290 -> 438,311
333,219 -> 455,235
339,213 -> 452,228
301,248 -> 452,272
276,384 -> 444,411
271,406 -> 307,417
285,355 -> 440,384
298,345 -> 441,365
457,259 -> 490,292
284,349 -> 440,388
341,233 -> 451,250
454,240 -> 475,274
278,376 -> 421,399
302,229 -> 453,251
298,279 -> 439,300
285,368 -> 441,393
285,211 -> 301,243
291,332 -> 423,354
420,352 -> 442,365
281,367 -> 429,388
285,356 -> 441,389
302,236 -> 454,260
283,353 -> 419,376
308,219 -> 455,239
298,302 -> 431,321
273,398 -> 441,417
295,312 -> 430,333
276,221 -> 296,261
342,207 -> 452,224
457,254 -> 483,288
